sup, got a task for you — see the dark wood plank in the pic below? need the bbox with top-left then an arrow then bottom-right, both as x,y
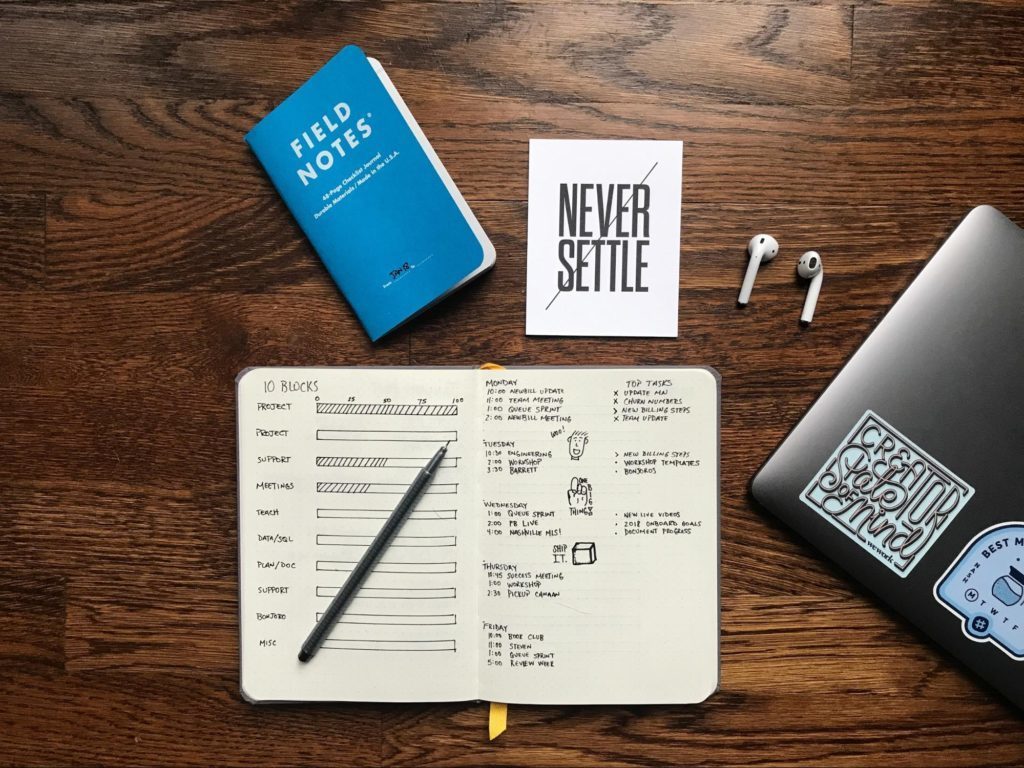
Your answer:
0,94 -> 269,196
0,569 -> 65,670
4,98 -> 1024,213
7,480 -> 236,578
0,2 -> 851,105
45,192 -> 322,290
66,572 -> 236,672
3,0 -> 1024,765
0,193 -> 45,287
0,670 -> 382,767
853,2 -> 1024,105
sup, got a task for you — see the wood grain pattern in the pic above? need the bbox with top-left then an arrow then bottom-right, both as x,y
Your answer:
0,570 -> 65,669
45,193 -> 322,290
5,97 -> 1024,212
0,194 -> 45,287
0,2 -> 853,103
853,3 -> 1024,104
0,670 -> 383,767
2,0 -> 1023,765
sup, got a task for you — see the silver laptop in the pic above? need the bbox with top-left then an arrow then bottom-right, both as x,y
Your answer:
752,205 -> 1024,710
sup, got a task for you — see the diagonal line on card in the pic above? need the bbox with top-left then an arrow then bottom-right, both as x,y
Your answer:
544,161 -> 659,312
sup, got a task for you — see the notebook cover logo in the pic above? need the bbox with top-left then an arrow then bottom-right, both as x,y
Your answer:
801,410 -> 974,577
935,523 -> 1024,660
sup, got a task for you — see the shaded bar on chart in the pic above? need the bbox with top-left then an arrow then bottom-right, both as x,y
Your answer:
316,456 -> 459,469
315,586 -> 456,599
316,429 -> 457,443
317,402 -> 459,416
316,482 -> 457,494
321,639 -> 456,652
316,534 -> 456,547
317,508 -> 457,520
317,560 -> 457,574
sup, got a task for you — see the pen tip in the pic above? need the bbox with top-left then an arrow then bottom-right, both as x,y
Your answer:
298,649 -> 311,663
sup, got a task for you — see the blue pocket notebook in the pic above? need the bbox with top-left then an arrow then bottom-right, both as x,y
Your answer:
246,46 -> 495,341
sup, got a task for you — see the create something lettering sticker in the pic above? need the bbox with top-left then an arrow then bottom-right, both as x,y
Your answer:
935,523 -> 1024,660
800,410 -> 974,577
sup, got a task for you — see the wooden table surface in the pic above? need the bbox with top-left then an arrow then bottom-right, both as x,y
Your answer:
3,1 -> 1024,765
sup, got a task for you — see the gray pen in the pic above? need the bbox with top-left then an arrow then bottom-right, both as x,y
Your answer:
298,442 -> 449,663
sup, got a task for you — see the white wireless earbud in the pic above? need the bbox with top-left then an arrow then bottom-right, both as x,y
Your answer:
738,234 -> 779,306
797,251 -> 823,324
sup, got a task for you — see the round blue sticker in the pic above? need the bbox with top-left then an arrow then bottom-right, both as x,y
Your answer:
935,522 -> 1024,660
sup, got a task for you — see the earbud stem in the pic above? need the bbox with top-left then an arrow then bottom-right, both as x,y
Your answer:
738,253 -> 762,305
801,271 -> 823,324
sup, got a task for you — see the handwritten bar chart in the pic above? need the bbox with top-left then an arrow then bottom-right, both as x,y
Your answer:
315,586 -> 457,599
301,378 -> 466,665
316,508 -> 457,520
316,482 -> 458,494
316,429 -> 457,443
316,455 -> 459,469
316,534 -> 457,547
320,639 -> 456,652
317,560 -> 457,574
318,612 -> 457,626
317,402 -> 459,416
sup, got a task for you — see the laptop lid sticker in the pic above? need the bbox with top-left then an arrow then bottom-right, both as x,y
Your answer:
935,523 -> 1024,661
800,410 -> 974,578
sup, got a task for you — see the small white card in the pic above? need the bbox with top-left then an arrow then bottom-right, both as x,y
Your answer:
525,139 -> 683,337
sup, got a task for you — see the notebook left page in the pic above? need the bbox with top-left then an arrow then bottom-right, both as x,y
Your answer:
237,367 -> 478,702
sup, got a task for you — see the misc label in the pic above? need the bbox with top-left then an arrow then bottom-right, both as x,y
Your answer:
935,523 -> 1024,661
801,410 -> 973,577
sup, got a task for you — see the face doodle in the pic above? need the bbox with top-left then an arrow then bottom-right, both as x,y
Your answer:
568,430 -> 589,460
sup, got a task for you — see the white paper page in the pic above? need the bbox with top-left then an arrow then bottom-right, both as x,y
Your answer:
476,367 -> 718,704
525,139 -> 683,337
238,368 -> 478,702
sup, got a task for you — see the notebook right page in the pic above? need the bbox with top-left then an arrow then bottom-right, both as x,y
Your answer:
476,367 -> 719,705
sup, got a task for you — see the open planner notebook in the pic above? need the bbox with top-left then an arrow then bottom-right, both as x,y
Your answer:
237,366 -> 719,704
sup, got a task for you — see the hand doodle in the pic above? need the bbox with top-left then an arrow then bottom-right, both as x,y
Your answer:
567,477 -> 592,512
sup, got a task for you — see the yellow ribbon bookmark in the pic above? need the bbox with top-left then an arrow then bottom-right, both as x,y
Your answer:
488,702 -> 508,740
481,363 -> 510,741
